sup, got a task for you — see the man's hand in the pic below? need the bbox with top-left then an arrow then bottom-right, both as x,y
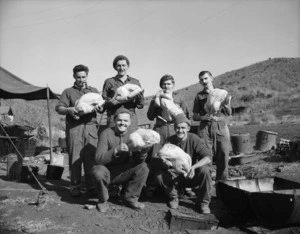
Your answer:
186,166 -> 195,179
200,114 -> 212,121
135,89 -> 144,101
109,97 -> 121,105
155,90 -> 164,98
114,143 -> 129,156
67,107 -> 79,119
161,158 -> 173,168
222,95 -> 232,106
94,104 -> 104,113
153,90 -> 164,107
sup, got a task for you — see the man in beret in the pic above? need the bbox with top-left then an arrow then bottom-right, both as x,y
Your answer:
156,113 -> 213,214
92,108 -> 150,212
102,55 -> 144,129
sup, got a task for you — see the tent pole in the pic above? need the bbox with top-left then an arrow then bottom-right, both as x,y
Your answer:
46,86 -> 53,161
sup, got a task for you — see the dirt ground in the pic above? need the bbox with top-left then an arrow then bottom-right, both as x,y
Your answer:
1,122 -> 300,234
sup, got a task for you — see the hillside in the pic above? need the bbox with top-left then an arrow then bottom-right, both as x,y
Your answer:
137,57 -> 300,125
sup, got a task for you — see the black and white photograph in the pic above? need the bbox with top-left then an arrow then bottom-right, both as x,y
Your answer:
0,0 -> 299,233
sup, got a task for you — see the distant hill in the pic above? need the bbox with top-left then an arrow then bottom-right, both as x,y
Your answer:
137,57 -> 300,125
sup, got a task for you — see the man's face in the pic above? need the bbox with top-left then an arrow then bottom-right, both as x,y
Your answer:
74,71 -> 88,87
115,60 -> 129,76
161,80 -> 174,92
115,113 -> 131,133
175,122 -> 190,141
199,74 -> 213,89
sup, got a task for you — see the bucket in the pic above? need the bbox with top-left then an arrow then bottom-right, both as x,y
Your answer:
231,133 -> 252,155
255,130 -> 278,152
58,137 -> 67,149
50,153 -> 65,166
7,153 -> 22,180
45,165 -> 64,180
21,165 -> 39,183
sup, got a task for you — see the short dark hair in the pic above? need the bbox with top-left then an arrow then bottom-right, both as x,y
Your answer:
159,74 -> 175,88
113,107 -> 132,120
198,71 -> 212,78
73,64 -> 89,75
113,55 -> 130,70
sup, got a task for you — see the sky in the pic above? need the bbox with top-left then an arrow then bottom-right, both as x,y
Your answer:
0,0 -> 299,96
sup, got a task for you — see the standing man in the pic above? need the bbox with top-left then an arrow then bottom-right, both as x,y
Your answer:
102,55 -> 144,129
92,108 -> 149,213
147,74 -> 190,144
192,71 -> 231,181
56,64 -> 101,197
156,113 -> 213,213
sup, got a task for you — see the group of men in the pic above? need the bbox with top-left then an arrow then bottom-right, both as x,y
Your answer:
55,55 -> 231,214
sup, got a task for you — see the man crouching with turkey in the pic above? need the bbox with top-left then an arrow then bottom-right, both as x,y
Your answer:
92,108 -> 159,213
156,114 -> 213,214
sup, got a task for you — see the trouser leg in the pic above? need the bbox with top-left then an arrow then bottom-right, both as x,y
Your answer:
215,125 -> 230,180
146,125 -> 175,187
82,124 -> 98,190
111,162 -> 149,203
156,169 -> 180,199
197,123 -> 213,155
191,165 -> 212,205
92,165 -> 110,202
157,166 -> 212,205
67,125 -> 84,189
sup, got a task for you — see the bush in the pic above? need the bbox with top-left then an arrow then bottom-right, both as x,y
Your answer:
248,112 -> 278,125
240,94 -> 255,102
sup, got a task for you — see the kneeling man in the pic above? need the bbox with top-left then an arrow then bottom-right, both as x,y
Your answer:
156,113 -> 213,214
92,108 -> 149,212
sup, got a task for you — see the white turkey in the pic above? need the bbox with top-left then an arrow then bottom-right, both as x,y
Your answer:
155,91 -> 184,122
157,143 -> 192,177
114,83 -> 143,102
128,128 -> 160,151
74,93 -> 104,119
204,88 -> 230,115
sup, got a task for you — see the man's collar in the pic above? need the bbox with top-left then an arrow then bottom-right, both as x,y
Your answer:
200,89 -> 209,94
73,82 -> 90,90
176,135 -> 188,143
114,75 -> 131,82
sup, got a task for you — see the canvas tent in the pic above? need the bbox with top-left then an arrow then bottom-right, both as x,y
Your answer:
0,65 -> 58,160
0,66 -> 58,100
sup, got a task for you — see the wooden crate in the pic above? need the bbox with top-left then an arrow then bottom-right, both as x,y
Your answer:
169,210 -> 218,231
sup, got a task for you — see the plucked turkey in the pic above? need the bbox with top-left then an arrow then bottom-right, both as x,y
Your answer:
115,84 -> 143,102
157,143 -> 192,177
74,93 -> 104,119
155,91 -> 184,122
128,128 -> 160,151
204,88 -> 229,115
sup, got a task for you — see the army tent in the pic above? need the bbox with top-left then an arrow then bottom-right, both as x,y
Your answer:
0,66 -> 58,100
0,65 -> 58,161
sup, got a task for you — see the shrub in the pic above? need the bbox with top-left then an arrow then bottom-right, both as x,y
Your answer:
240,94 -> 255,102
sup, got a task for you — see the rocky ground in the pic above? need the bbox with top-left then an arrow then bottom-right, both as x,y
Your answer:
1,123 -> 300,234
